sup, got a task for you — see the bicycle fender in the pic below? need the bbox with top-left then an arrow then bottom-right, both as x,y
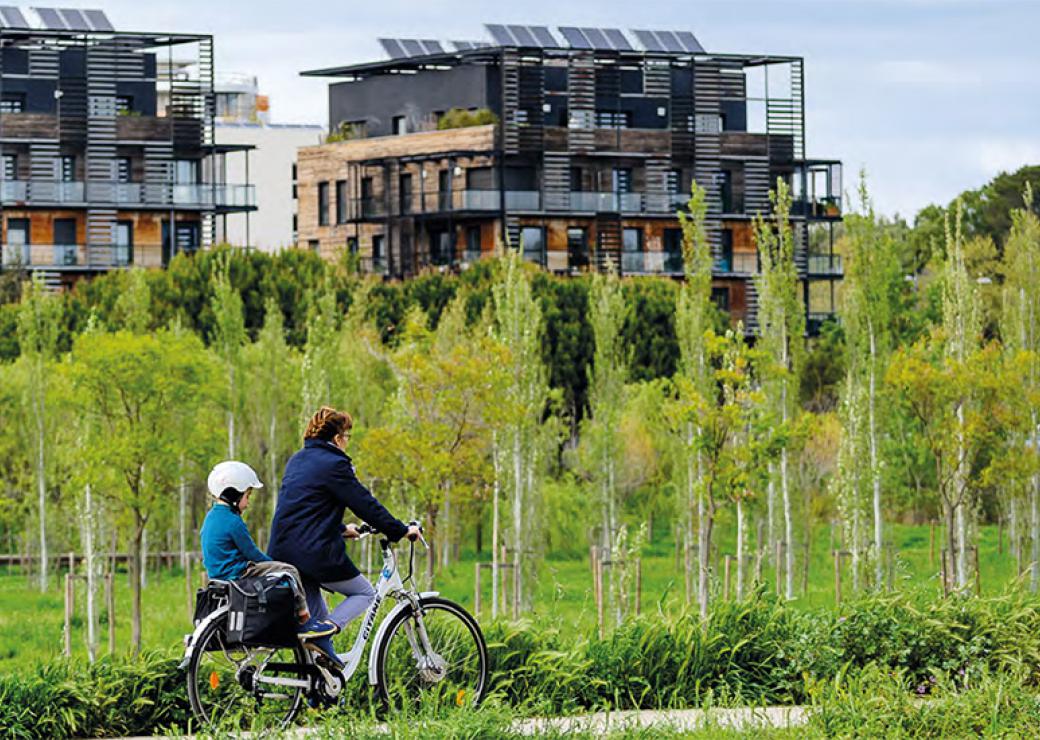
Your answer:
178,604 -> 230,670
367,591 -> 439,685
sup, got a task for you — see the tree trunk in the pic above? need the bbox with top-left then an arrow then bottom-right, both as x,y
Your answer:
35,407 -> 47,592
131,513 -> 145,654
868,328 -> 883,590
955,404 -> 969,589
84,483 -> 97,663
851,471 -> 861,592
767,468 -> 775,566
698,502 -> 713,620
491,433 -> 500,620
736,497 -> 745,600
944,500 -> 958,592
178,468 -> 187,572
684,424 -> 695,604
441,481 -> 452,569
425,504 -> 437,584
512,429 -> 523,612
782,445 -> 794,600
1032,475 -> 1039,592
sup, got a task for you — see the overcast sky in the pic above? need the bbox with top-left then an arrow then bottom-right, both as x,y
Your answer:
83,0 -> 1039,218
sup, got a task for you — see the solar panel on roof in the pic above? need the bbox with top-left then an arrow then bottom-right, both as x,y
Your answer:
654,30 -> 684,53
604,28 -> 633,51
33,7 -> 67,29
420,39 -> 445,54
506,25 -> 537,46
83,8 -> 113,31
485,24 -> 517,46
58,8 -> 90,31
379,38 -> 409,59
531,26 -> 558,47
451,40 -> 473,51
400,39 -> 424,56
632,30 -> 665,52
0,6 -> 29,28
558,26 -> 592,49
675,30 -> 705,53
580,27 -> 609,49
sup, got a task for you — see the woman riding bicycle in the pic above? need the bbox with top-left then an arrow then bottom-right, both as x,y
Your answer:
268,406 -> 419,666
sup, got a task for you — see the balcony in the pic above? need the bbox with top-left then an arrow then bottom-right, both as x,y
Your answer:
569,192 -> 643,213
807,253 -> 843,276
620,250 -> 684,275
807,311 -> 839,335
1,243 -> 138,269
715,252 -> 761,275
0,180 -> 255,209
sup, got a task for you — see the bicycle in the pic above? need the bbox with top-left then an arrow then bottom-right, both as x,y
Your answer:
180,522 -> 488,730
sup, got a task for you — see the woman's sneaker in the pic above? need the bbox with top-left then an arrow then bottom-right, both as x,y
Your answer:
307,634 -> 344,669
297,617 -> 337,640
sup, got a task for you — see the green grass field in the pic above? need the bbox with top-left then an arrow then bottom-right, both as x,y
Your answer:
0,521 -> 1023,674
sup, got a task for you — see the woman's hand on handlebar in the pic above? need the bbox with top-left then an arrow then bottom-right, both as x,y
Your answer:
405,524 -> 422,542
342,523 -> 361,539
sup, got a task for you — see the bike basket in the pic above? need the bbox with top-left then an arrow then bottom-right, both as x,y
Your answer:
226,574 -> 297,648
192,581 -> 229,627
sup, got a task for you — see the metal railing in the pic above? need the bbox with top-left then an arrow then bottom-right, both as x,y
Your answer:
716,252 -> 761,274
569,191 -> 643,213
0,180 -> 254,208
620,251 -> 684,275
0,243 -> 135,269
807,253 -> 843,275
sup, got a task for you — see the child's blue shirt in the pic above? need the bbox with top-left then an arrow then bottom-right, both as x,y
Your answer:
200,503 -> 269,580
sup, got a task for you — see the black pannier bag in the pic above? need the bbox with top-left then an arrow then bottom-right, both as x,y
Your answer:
226,573 -> 298,648
193,581 -> 229,627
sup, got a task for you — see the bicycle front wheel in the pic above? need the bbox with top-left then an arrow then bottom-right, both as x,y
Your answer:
374,596 -> 488,711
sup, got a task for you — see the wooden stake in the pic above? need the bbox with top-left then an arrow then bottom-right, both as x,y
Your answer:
973,545 -> 981,596
474,562 -> 482,618
929,521 -> 936,567
105,571 -> 115,655
723,555 -> 732,601
833,550 -> 842,606
940,549 -> 949,598
635,556 -> 642,616
998,517 -> 1004,556
775,540 -> 783,594
63,573 -> 74,657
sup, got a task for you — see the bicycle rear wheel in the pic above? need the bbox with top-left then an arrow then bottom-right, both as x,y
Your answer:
186,615 -> 308,731
374,596 -> 488,711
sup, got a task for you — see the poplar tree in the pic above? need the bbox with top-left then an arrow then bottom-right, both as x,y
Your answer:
842,176 -> 902,587
492,252 -> 550,614
753,179 -> 805,600
673,179 -> 714,605
211,255 -> 247,457
15,274 -> 61,591
1000,184 -> 1040,590
300,286 -> 341,427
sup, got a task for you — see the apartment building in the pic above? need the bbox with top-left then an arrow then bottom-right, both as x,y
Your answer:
0,7 -> 254,289
298,24 -> 843,331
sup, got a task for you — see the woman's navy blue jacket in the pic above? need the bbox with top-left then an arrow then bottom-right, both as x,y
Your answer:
268,438 -> 408,583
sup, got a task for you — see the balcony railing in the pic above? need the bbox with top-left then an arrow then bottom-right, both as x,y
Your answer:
716,252 -> 761,275
807,311 -> 839,334
1,243 -> 136,269
807,253 -> 843,275
569,191 -> 643,213
0,180 -> 254,208
621,251 -> 684,275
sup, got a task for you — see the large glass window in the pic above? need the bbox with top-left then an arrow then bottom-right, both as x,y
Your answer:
335,180 -> 347,224
174,159 -> 198,184
567,227 -> 588,269
318,181 -> 329,226
4,218 -> 29,266
398,173 -> 413,214
663,228 -> 684,273
54,218 -> 77,265
520,226 -> 544,265
115,220 -> 133,265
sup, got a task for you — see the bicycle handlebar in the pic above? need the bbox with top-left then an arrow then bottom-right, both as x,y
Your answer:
353,520 -> 427,548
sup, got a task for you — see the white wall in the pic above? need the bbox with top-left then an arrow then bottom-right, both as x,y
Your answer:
214,123 -> 324,252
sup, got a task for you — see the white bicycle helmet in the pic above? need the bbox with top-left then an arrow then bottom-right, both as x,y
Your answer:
207,461 -> 263,500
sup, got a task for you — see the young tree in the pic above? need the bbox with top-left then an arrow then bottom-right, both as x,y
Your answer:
672,179 -> 714,605
492,253 -> 552,614
16,274 -> 62,591
842,175 -> 903,587
211,255 -> 247,457
68,330 -> 217,652
1000,184 -> 1040,589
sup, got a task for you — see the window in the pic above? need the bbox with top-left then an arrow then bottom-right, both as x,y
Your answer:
663,228 -> 684,272
719,229 -> 734,271
372,234 -> 384,259
4,218 -> 29,266
3,154 -> 16,180
116,157 -> 131,183
619,68 -> 643,95
430,230 -> 452,265
174,159 -> 198,184
308,239 -> 320,252
335,180 -> 347,224
711,286 -> 730,312
622,227 -> 642,252
567,227 -> 588,269
115,221 -> 133,265
438,169 -> 451,210
568,110 -> 594,129
520,226 -> 544,265
544,66 -> 567,92
346,236 -> 358,254
392,115 -> 406,135
465,226 -> 481,258
398,173 -> 413,214
0,93 -> 24,113
175,222 -> 200,252
668,168 -> 683,195
719,170 -> 734,213
291,163 -> 298,199
570,167 -> 584,192
317,181 -> 329,226
60,155 -> 75,182
54,218 -> 77,265
595,110 -> 631,128
116,96 -> 133,115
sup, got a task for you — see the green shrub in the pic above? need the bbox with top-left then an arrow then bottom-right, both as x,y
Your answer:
437,108 -> 498,130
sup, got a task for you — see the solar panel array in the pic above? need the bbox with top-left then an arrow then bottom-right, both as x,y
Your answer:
0,6 -> 114,31
378,24 -> 705,59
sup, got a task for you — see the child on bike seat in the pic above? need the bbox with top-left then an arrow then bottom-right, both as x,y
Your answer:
200,460 -> 338,641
